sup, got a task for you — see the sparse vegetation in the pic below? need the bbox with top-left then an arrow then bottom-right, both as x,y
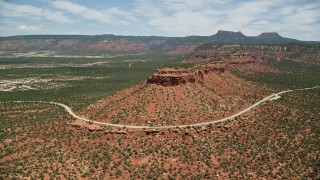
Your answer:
0,44 -> 319,179
0,54 -> 173,111
161,62 -> 197,69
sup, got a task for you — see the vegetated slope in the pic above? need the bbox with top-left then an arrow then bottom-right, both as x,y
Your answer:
80,62 -> 274,126
0,35 -> 163,53
1,88 -> 319,179
1,49 -> 319,179
1,30 -> 318,56
0,54 -> 172,111
190,43 -> 320,65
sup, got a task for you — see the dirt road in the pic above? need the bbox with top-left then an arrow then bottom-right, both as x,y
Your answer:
2,86 -> 319,129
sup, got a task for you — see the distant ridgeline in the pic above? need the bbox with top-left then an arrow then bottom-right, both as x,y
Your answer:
0,30 -> 319,56
190,44 -> 320,65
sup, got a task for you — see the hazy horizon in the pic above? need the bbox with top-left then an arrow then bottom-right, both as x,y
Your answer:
0,0 -> 319,41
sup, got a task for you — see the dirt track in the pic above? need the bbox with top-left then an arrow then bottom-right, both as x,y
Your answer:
2,86 -> 319,129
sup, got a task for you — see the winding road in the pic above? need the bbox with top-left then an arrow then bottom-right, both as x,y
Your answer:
2,86 -> 319,129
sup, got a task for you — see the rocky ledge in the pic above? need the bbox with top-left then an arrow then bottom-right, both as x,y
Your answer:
147,64 -> 225,86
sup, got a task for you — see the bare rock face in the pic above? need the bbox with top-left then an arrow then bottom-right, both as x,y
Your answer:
54,40 -> 79,48
201,66 -> 226,74
147,74 -> 197,86
147,64 -> 225,86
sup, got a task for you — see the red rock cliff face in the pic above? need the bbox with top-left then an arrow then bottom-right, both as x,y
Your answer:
0,39 -> 147,52
147,64 -> 225,86
83,41 -> 146,51
0,40 -> 55,50
147,74 -> 197,86
54,40 -> 79,48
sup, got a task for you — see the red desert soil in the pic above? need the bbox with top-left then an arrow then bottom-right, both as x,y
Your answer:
1,66 -> 318,179
80,62 -> 274,126
2,98 -> 318,179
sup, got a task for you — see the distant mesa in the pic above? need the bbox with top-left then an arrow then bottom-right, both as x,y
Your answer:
213,30 -> 246,38
0,30 -> 318,56
257,32 -> 282,38
217,30 -> 242,33
214,30 -> 282,39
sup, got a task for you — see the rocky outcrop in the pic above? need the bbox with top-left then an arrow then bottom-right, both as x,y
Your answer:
157,68 -> 191,75
147,64 -> 225,86
201,66 -> 226,73
147,73 -> 197,86
144,129 -> 160,135
105,130 -> 128,134
228,60 -> 255,65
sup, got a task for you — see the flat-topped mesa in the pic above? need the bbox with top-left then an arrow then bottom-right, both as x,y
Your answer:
147,68 -> 197,86
215,30 -> 246,37
157,68 -> 191,75
147,64 -> 225,86
257,32 -> 282,39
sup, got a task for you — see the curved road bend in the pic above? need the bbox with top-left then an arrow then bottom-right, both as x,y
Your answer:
2,86 -> 319,129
